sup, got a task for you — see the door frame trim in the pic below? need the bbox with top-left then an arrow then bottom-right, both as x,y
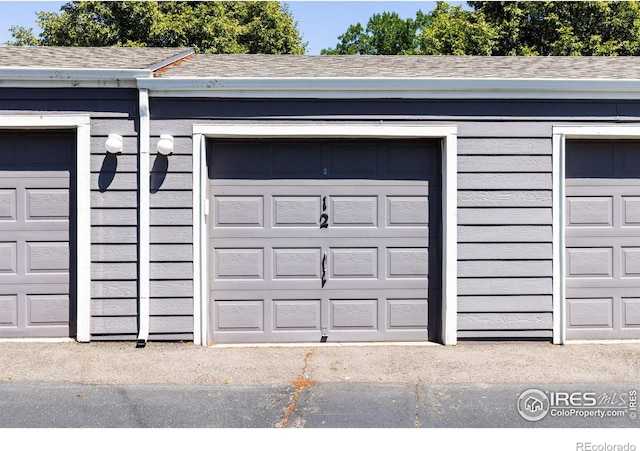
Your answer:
552,125 -> 640,344
0,115 -> 91,341
193,123 -> 458,346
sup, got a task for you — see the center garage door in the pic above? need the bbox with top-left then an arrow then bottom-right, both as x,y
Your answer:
0,132 -> 74,338
207,139 -> 442,343
565,140 -> 640,339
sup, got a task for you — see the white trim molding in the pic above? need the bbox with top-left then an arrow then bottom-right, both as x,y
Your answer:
143,77 -> 640,100
0,115 -> 92,342
0,69 -> 151,89
193,123 -> 458,346
552,125 -> 640,345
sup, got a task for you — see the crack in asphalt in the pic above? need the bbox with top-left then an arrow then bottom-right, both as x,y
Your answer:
414,383 -> 422,427
276,349 -> 317,428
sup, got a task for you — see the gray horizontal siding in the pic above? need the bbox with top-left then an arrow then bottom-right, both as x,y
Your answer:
87,99 -> 140,340
149,135 -> 194,336
457,296 -> 553,313
0,88 -> 136,118
458,208 -> 552,225
92,298 -> 193,316
89,124 -> 195,339
458,173 -> 551,190
458,313 -> 553,330
458,260 -> 551,277
457,136 -> 553,339
458,191 -> 551,207
458,243 -> 552,260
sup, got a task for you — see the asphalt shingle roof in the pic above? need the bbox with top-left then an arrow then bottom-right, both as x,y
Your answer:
0,46 -> 193,70
156,54 -> 640,79
2,47 -> 640,80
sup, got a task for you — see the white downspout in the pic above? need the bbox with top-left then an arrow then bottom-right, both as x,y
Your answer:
137,87 -> 151,347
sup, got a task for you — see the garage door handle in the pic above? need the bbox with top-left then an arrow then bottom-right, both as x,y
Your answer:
321,252 -> 327,288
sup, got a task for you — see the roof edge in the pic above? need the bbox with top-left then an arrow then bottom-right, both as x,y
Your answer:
0,68 -> 152,88
137,77 -> 640,100
147,48 -> 196,72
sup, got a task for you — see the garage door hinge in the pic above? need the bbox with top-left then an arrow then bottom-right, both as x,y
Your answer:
321,326 -> 328,342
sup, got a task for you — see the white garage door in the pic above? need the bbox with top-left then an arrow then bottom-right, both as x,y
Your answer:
207,139 -> 441,343
0,132 -> 74,338
565,140 -> 640,339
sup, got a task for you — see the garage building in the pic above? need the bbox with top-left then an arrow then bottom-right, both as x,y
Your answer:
1,47 -> 639,345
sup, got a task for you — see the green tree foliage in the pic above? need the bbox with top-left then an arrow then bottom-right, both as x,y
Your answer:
323,1 -> 640,56
470,1 -> 640,55
417,2 -> 497,55
321,11 -> 421,55
5,1 -> 306,54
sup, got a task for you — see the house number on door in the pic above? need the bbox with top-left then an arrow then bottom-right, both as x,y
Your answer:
319,196 -> 329,229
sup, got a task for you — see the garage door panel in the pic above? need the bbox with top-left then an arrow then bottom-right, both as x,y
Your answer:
622,299 -> 640,326
387,196 -> 430,226
273,299 -> 321,330
387,248 -> 429,278
0,243 -> 17,274
330,299 -> 377,329
209,139 -> 440,343
622,197 -> 640,225
566,247 -> 613,277
211,291 -> 432,342
0,189 -> 16,220
566,197 -> 612,226
26,242 -> 69,273
273,196 -> 320,227
214,248 -> 263,279
0,133 -> 73,338
273,248 -> 321,279
28,294 -> 69,324
330,248 -> 378,279
388,299 -> 429,328
0,295 -> 17,326
26,189 -> 69,220
566,140 -> 640,339
214,196 -> 263,227
331,196 -> 377,226
567,298 -> 613,328
215,300 -> 264,331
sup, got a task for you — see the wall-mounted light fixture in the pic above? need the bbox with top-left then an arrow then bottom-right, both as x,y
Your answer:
157,134 -> 174,156
105,134 -> 123,154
